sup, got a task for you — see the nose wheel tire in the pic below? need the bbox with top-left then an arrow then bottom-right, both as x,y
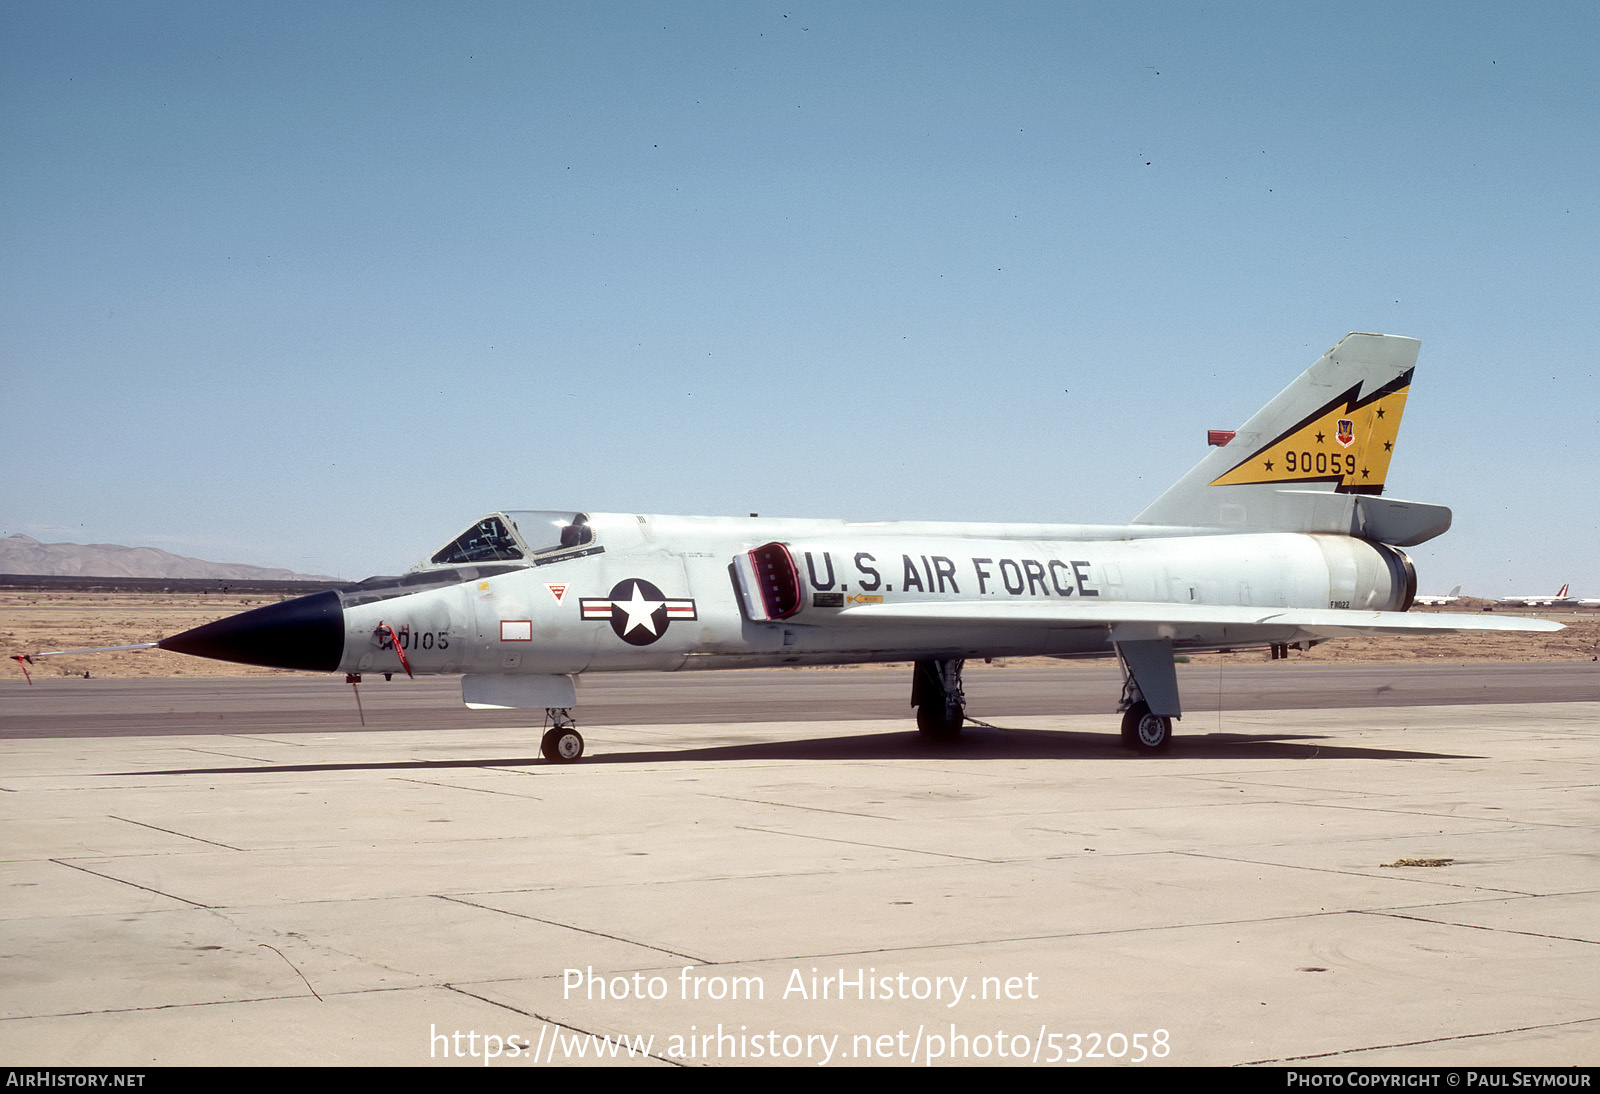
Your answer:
1120,701 -> 1172,754
541,727 -> 585,763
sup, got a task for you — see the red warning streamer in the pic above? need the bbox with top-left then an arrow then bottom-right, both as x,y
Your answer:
375,622 -> 413,678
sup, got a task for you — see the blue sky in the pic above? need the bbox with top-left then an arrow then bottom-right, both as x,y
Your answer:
3,1 -> 1595,594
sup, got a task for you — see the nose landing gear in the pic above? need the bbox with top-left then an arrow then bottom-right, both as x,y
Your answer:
540,708 -> 584,762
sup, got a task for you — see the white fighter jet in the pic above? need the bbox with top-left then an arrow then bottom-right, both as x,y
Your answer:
145,333 -> 1559,759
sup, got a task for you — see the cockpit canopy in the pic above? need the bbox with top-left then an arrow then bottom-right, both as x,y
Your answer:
422,511 -> 594,569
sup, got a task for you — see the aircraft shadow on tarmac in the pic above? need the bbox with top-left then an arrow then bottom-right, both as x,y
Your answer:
114,726 -> 1473,777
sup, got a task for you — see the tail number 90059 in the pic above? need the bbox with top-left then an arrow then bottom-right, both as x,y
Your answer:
1284,450 -> 1356,476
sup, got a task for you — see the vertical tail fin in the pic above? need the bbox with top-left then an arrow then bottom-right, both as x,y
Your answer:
1133,333 -> 1444,542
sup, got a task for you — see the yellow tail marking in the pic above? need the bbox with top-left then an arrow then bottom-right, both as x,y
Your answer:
1210,383 -> 1408,493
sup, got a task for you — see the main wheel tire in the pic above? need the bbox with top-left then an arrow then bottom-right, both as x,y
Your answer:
541,726 -> 584,762
1120,701 -> 1172,754
917,701 -> 964,740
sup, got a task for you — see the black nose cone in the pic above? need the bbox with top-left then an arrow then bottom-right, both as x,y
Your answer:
159,590 -> 344,672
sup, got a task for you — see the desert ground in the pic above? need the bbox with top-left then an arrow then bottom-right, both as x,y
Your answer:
3,589 -> 1595,681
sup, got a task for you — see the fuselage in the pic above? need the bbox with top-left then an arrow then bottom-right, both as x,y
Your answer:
170,512 -> 1414,679
153,336 -> 1434,684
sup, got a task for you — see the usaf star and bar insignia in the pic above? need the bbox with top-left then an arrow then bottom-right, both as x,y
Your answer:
579,579 -> 697,645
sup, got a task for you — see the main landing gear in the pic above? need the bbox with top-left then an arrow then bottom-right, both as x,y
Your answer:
911,658 -> 966,740
1116,639 -> 1179,755
1119,700 -> 1172,754
909,650 -> 1180,754
540,707 -> 584,763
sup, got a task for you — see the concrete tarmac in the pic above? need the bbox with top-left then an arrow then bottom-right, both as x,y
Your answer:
6,661 -> 1598,738
1,665 -> 1597,1067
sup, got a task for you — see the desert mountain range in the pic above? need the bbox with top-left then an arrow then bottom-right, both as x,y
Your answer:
0,534 -> 339,582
